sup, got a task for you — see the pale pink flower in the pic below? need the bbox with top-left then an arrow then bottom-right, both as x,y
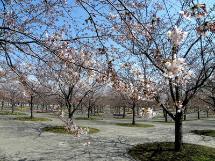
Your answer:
167,26 -> 188,45
179,11 -> 191,20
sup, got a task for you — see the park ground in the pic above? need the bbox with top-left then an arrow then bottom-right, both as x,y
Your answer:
0,112 -> 215,161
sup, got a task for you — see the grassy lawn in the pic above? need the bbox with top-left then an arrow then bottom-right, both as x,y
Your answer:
0,111 -> 26,116
14,117 -> 51,121
42,126 -> 100,135
115,123 -> 154,128
191,130 -> 215,137
16,106 -> 29,112
128,142 -> 215,161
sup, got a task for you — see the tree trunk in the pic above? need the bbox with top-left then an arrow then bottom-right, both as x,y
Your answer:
132,102 -> 136,125
163,109 -> 168,122
183,109 -> 187,121
69,109 -> 76,119
206,110 -> 209,118
175,112 -> 183,151
11,104 -> 14,114
68,103 -> 72,118
90,106 -> 93,115
123,106 -> 126,118
93,106 -> 96,115
42,104 -> 45,112
198,109 -> 200,119
30,96 -> 33,119
1,101 -> 4,111
183,113 -> 186,121
20,103 -> 23,110
87,107 -> 90,118
87,101 -> 91,118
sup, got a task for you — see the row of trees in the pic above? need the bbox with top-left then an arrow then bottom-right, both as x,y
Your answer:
0,0 -> 214,151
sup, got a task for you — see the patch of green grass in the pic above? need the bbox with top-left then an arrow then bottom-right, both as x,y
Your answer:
115,123 -> 154,128
86,127 -> 100,134
191,130 -> 215,137
14,117 -> 51,121
128,142 -> 215,161
75,116 -> 103,120
42,126 -> 99,135
43,126 -> 69,134
0,111 -> 26,116
16,106 -> 29,112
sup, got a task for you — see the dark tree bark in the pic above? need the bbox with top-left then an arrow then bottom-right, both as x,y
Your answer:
1,101 -> 4,111
67,102 -> 77,119
10,99 -> 15,114
11,103 -> 15,113
123,106 -> 126,118
90,106 -> 93,115
87,107 -> 90,118
175,111 -> 183,152
20,103 -> 23,110
42,104 -> 45,112
183,114 -> 186,121
67,102 -> 72,118
163,109 -> 168,122
87,100 -> 91,118
198,108 -> 200,119
132,102 -> 136,125
93,105 -> 96,115
183,108 -> 187,121
30,95 -> 33,119
69,108 -> 76,119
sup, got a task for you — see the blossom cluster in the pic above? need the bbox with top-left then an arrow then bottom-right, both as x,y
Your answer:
164,58 -> 193,84
164,58 -> 186,78
167,26 -> 188,46
110,63 -> 156,101
178,3 -> 214,35
179,3 -> 207,20
196,22 -> 215,36
139,107 -> 157,120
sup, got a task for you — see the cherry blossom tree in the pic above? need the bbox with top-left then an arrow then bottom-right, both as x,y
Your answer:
0,0 -> 215,149
110,61 -> 155,124
76,0 -> 215,151
200,76 -> 215,113
22,80 -> 42,118
33,43 -> 104,119
82,86 -> 103,118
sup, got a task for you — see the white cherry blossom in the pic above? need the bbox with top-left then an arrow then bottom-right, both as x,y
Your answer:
167,26 -> 188,45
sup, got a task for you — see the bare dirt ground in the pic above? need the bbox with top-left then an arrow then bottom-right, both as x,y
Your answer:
0,113 -> 215,161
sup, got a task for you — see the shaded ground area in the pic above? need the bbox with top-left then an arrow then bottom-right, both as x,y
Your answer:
128,142 -> 215,161
0,113 -> 215,161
